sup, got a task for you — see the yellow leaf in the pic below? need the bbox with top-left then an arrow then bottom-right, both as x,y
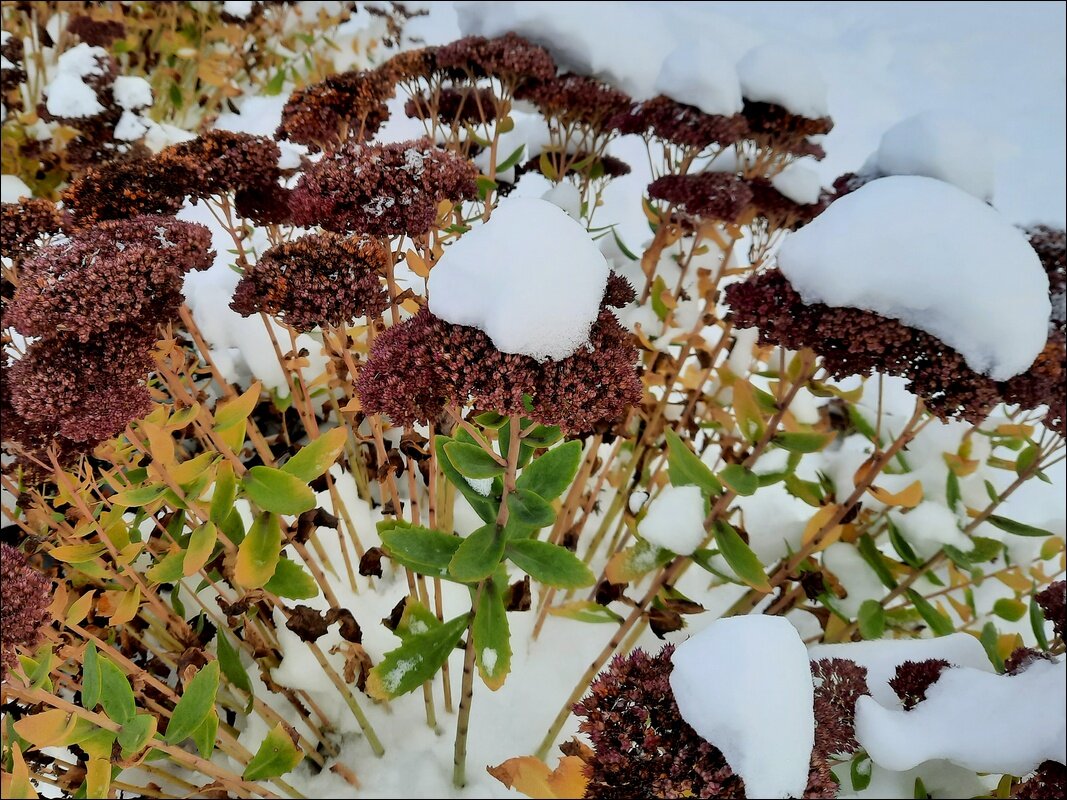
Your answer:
50,543 -> 106,563
66,591 -> 96,626
184,521 -> 218,576
946,594 -> 973,623
215,382 -> 261,430
995,423 -> 1034,438
14,710 -> 78,750
3,744 -> 38,798
994,568 -> 1032,593
801,505 -> 839,547
866,480 -> 923,508
487,755 -> 589,800
142,421 -> 175,467
86,759 -> 111,798
405,249 -> 430,278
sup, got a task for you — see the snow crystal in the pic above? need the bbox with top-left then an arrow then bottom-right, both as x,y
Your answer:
777,176 -> 1050,381
638,484 -> 706,555
872,112 -> 994,202
427,198 -> 609,361
808,633 -> 993,706
1,174 -> 32,203
888,501 -> 972,560
541,181 -> 582,220
222,0 -> 255,19
770,164 -> 822,205
737,43 -> 828,119
654,43 -> 743,117
112,75 -> 152,110
481,648 -> 497,672
856,658 -> 1066,775
44,73 -> 104,118
382,658 -> 417,694
671,616 -> 815,799
464,477 -> 493,497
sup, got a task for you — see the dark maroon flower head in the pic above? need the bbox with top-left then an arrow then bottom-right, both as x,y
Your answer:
8,215 -> 213,340
1013,761 -> 1067,799
1,30 -> 26,103
435,33 -> 555,88
524,153 -> 631,182
0,544 -> 52,680
648,173 -> 754,224
745,177 -> 827,231
62,156 -> 192,225
1004,647 -> 1054,676
888,659 -> 950,710
517,73 -> 632,135
1035,580 -> 1065,641
830,171 -> 875,202
811,658 -> 870,757
405,86 -> 499,126
615,95 -> 749,152
231,232 -> 389,331
157,130 -> 281,200
1,197 -> 64,261
276,68 -> 396,152
378,46 -> 441,85
6,322 -> 157,443
724,269 -> 1054,426
356,306 -> 641,435
603,272 -> 636,309
289,138 -> 478,237
1027,226 -> 1065,335
1,377 -> 97,476
234,182 -> 293,226
67,14 -> 127,47
742,100 -> 832,159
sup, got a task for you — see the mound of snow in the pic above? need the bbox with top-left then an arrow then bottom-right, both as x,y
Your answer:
671,616 -> 815,798
1,174 -> 32,202
654,43 -> 742,116
771,163 -> 823,205
112,75 -> 152,110
428,198 -> 609,361
777,176 -> 1050,381
639,484 -> 706,555
737,43 -> 828,119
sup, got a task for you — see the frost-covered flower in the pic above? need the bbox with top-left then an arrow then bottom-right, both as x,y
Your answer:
276,68 -> 396,152
435,33 -> 555,88
231,232 -> 388,331
1,544 -> 52,680
289,138 -> 478,237
62,156 -> 192,224
1014,761 -> 1067,799
0,197 -> 64,260
356,305 -> 641,435
745,177 -> 827,231
8,215 -> 213,340
615,95 -> 749,152
647,173 -> 753,224
157,130 -> 281,200
517,73 -> 632,135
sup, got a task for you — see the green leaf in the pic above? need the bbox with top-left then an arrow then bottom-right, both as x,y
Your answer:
367,615 -> 469,699
243,723 -> 302,781
235,512 -> 282,589
146,549 -> 185,584
506,539 -> 594,588
887,518 -> 923,568
109,485 -> 168,508
264,68 -> 286,96
436,436 -> 499,523
522,425 -> 563,448
165,661 -> 220,745
192,709 -> 218,759
118,714 -> 156,757
449,524 -> 505,582
850,754 -> 872,792
650,275 -> 669,320
665,429 -> 721,494
856,534 -> 898,589
857,600 -> 886,640
215,383 -> 260,430
380,524 -> 461,579
281,427 -> 348,483
396,601 -> 442,639
980,621 -> 1004,672
82,642 -> 101,711
719,464 -> 758,496
772,431 -> 833,453
474,411 -> 508,429
713,520 -> 770,591
98,658 -> 136,725
242,466 -> 316,515
217,632 -> 253,707
265,558 -> 319,599
516,441 -> 582,501
547,600 -> 622,624
497,143 -> 526,173
444,441 -> 505,479
1030,595 -> 1050,651
473,578 -> 511,690
992,597 -> 1027,622
184,520 -> 218,576
507,488 -> 557,528
986,515 -> 1054,538
945,469 -> 961,512
906,590 -> 954,636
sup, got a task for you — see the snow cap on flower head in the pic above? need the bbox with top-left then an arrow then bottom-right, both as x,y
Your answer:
0,544 -> 51,680
231,232 -> 389,331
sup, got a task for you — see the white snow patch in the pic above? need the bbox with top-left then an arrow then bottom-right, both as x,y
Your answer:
639,484 -> 705,555
888,501 -> 972,560
671,616 -> 815,798
114,110 -> 150,141
112,75 -> 152,110
771,164 -> 823,205
655,43 -> 742,116
464,477 -> 493,497
55,43 -> 108,77
777,176 -> 1050,381
541,181 -> 582,220
428,198 -> 609,361
481,648 -> 497,673
222,0 -> 255,19
737,43 -> 829,119
1,174 -> 32,202
44,73 -> 104,118
822,541 -> 885,618
856,658 -> 1066,775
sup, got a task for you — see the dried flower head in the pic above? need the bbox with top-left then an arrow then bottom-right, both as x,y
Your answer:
62,156 -> 192,225
1,197 -> 64,260
524,153 -> 631,182
234,182 -> 294,226
647,173 -> 754,223
67,14 -> 127,47
724,269 -> 1051,425
405,86 -> 499,126
435,33 -> 555,88
231,232 -> 388,331
745,177 -> 827,231
0,544 -> 52,680
1,377 -> 96,475
289,138 -> 478,237
276,68 -> 396,152
742,100 -> 832,159
378,46 -> 440,85
811,658 -> 870,757
356,305 -> 641,434
9,216 -> 213,340
1035,580 -> 1065,641
1013,761 -> 1066,799
615,95 -> 749,152
603,272 -> 637,309
1,31 -> 26,107
518,74 -> 632,135
1028,226 -> 1066,333
888,659 -> 950,710
156,130 -> 281,200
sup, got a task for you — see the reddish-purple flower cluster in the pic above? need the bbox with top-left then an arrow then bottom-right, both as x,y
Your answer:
0,544 -> 52,680
1,32 -> 26,110
888,659 -> 951,710
435,33 -> 555,88
156,130 -> 282,200
0,197 -> 65,261
356,304 -> 641,435
742,100 -> 832,160
616,95 -> 749,152
518,74 -> 632,135
1014,761 -> 1067,799
810,658 -> 869,757
648,173 -> 754,224
276,68 -> 396,152
574,645 -> 836,799
404,86 -> 499,126
67,13 -> 127,47
231,232 -> 388,331
745,177 -> 827,231
1035,580 -> 1065,641
724,269 -> 1063,429
62,156 -> 190,225
289,138 -> 478,237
